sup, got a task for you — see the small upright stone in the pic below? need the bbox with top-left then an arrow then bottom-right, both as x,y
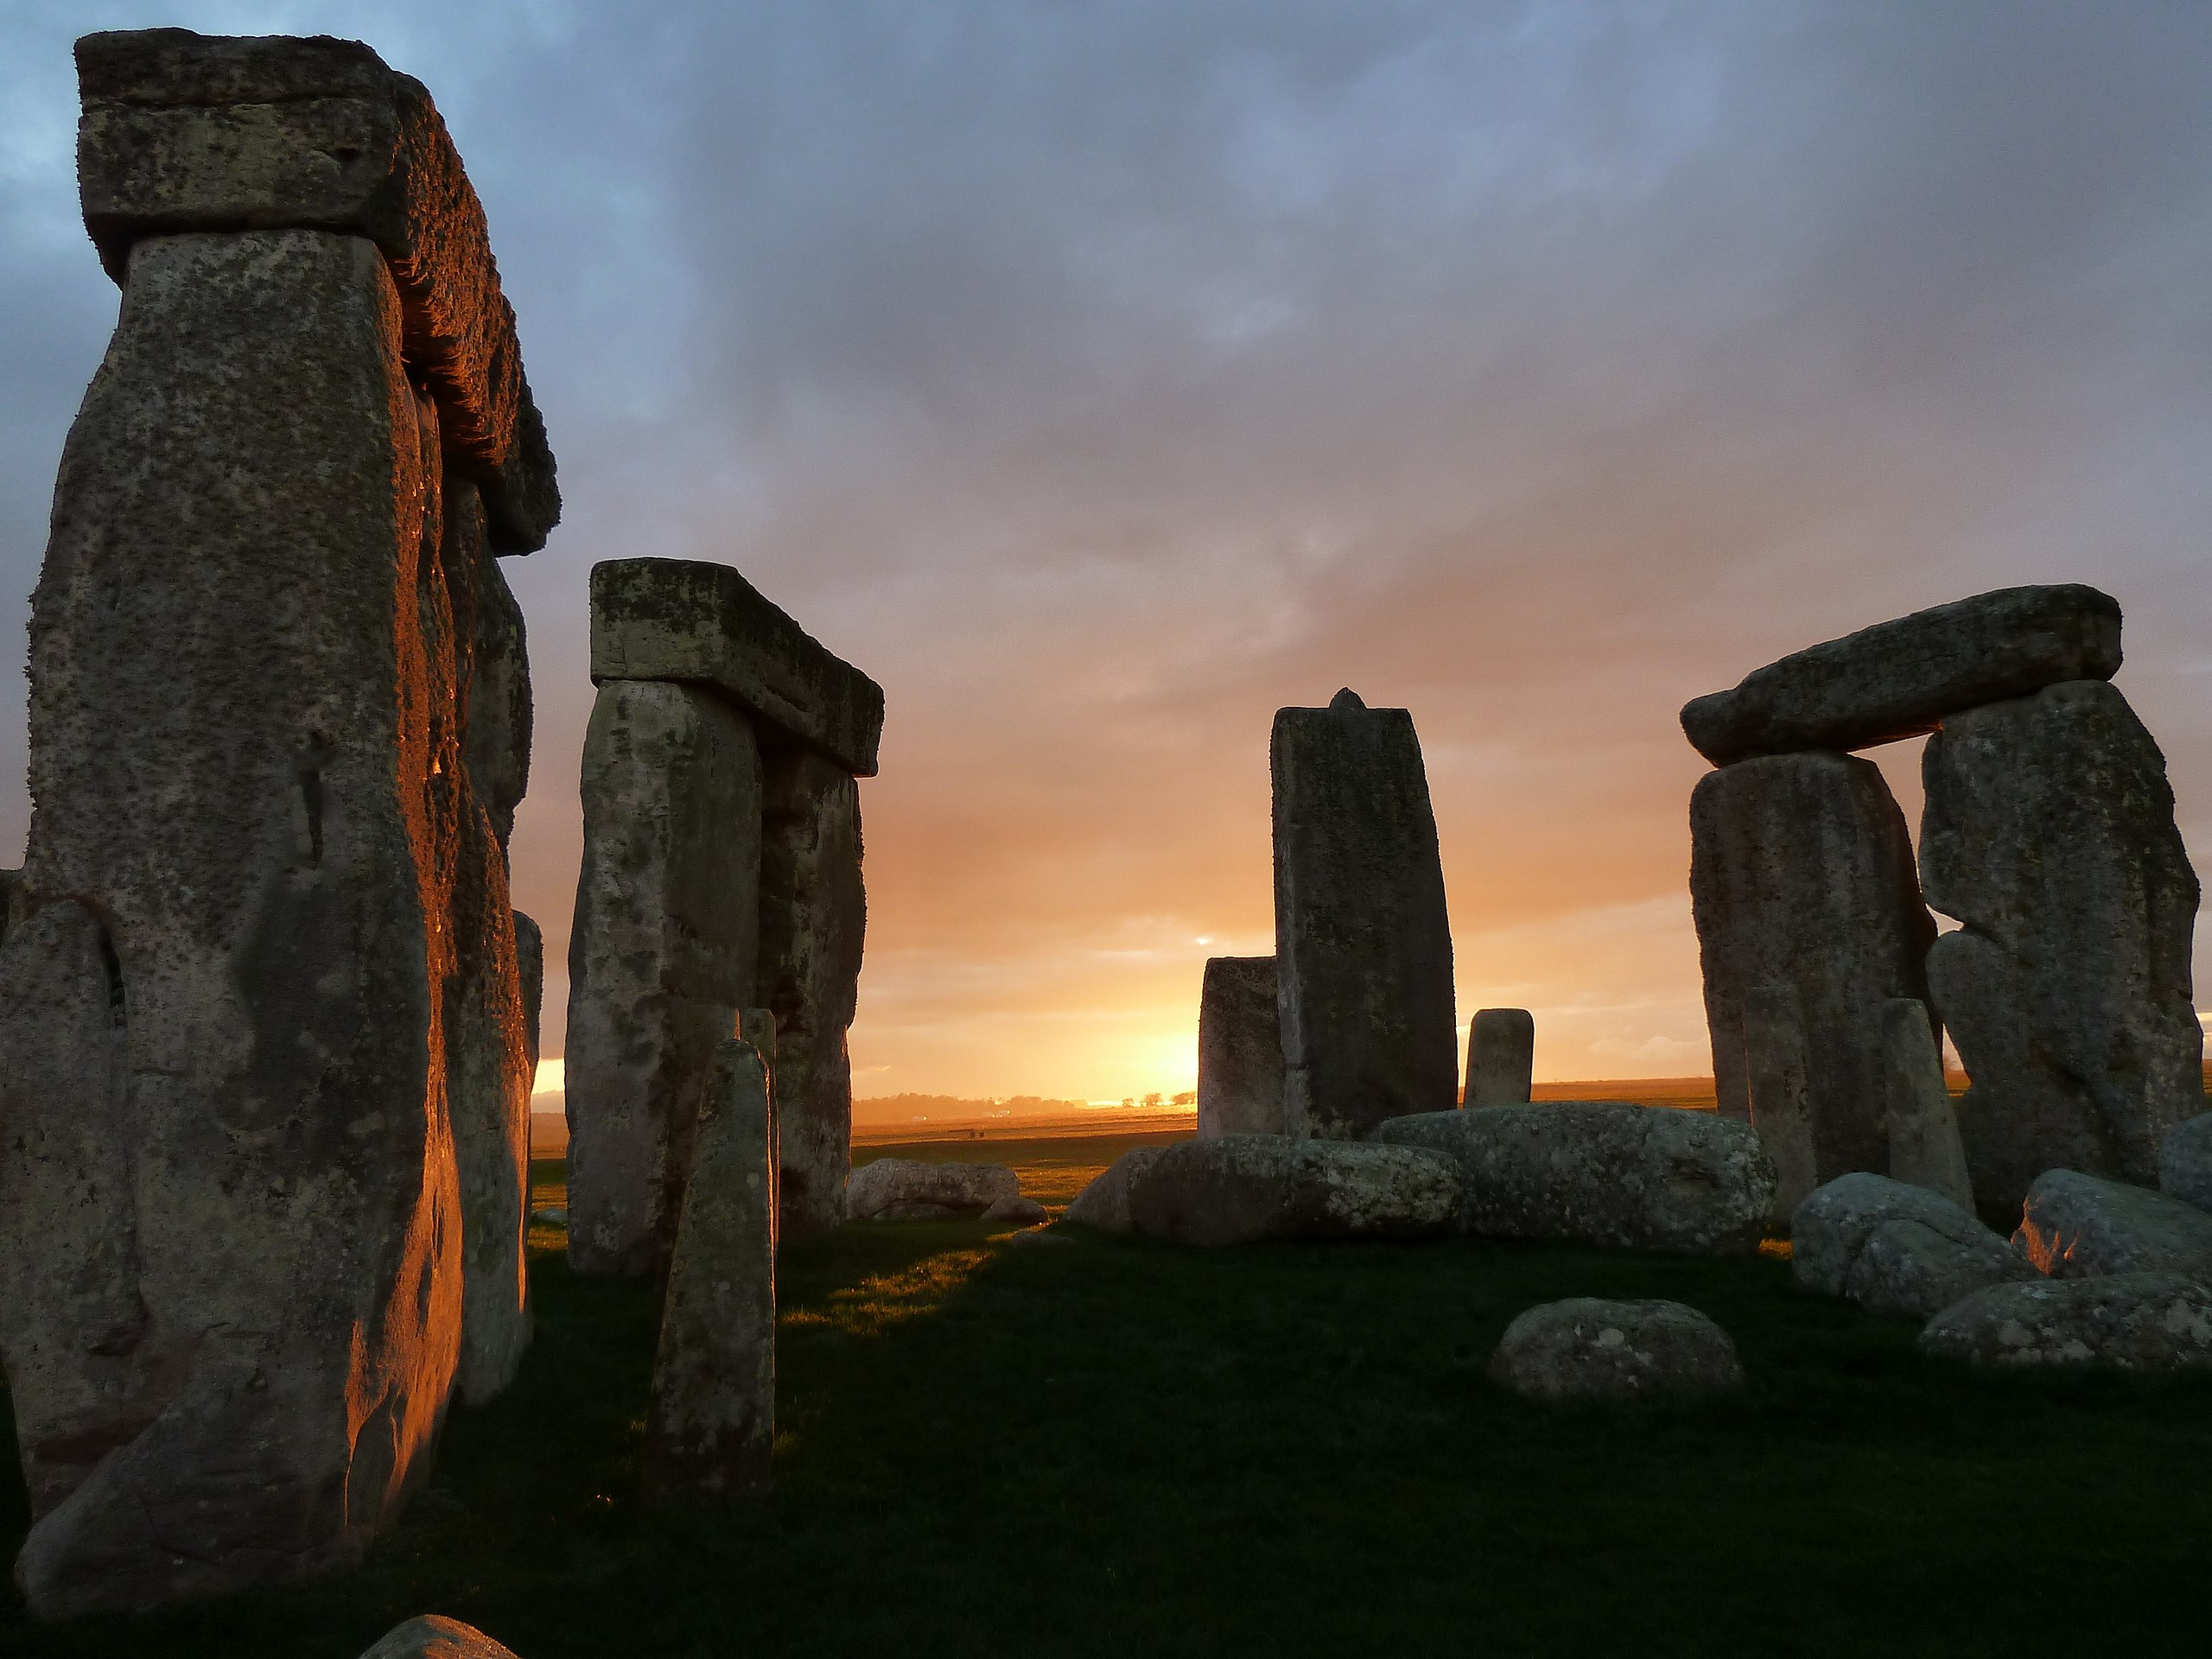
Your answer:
1879,998 -> 1974,1214
1272,689 -> 1456,1139
1465,1008 -> 1535,1107
646,1037 -> 776,1503
1741,982 -> 1819,1215
1197,956 -> 1287,1138
1691,751 -> 1935,1181
1921,679 -> 2205,1221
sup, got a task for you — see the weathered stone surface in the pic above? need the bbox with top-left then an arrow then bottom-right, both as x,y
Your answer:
2159,1113 -> 2212,1215
846,1159 -> 1020,1220
513,910 -> 543,1077
1680,584 -> 2122,767
756,746 -> 865,1242
1197,955 -> 1286,1138
74,29 -> 558,550
1007,1225 -> 1070,1248
1119,1135 -> 1460,1247
1922,680 -> 2205,1223
1691,750 -> 1935,1180
982,1195 -> 1049,1224
2012,1169 -> 2212,1280
1791,1173 -> 2034,1319
1919,1272 -> 2212,1371
1373,1103 -> 1776,1255
1742,982 -> 1819,1214
359,1615 -> 522,1659
1488,1300 -> 1745,1402
1879,998 -> 1975,1213
1063,1147 -> 1167,1232
1465,1008 -> 1535,1106
0,230 -> 466,1616
565,679 -> 761,1277
1272,690 -> 1456,1139
590,559 -> 884,776
454,484 -> 531,852
646,1038 -> 776,1502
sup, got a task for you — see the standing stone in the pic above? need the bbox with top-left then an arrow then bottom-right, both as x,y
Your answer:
1680,584 -> 2122,766
566,680 -> 762,1277
1272,689 -> 1456,1139
1197,956 -> 1287,1138
646,1037 -> 777,1502
1741,982 -> 1820,1216
1465,1007 -> 1535,1106
757,745 -> 865,1242
513,910 -> 543,1077
456,491 -> 533,855
1920,680 -> 2205,1223
0,227 -> 468,1618
1690,750 -> 1936,1182
1879,997 -> 1974,1213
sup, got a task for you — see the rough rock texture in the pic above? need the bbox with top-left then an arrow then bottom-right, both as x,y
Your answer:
1064,1147 -> 1168,1232
0,231 -> 468,1617
646,1038 -> 776,1502
1373,1103 -> 1777,1255
2012,1169 -> 2212,1280
846,1160 -> 1020,1220
1272,690 -> 1456,1139
458,507 -> 531,852
1197,956 -> 1287,1138
1680,584 -> 2121,766
1465,1007 -> 1535,1106
1791,1173 -> 2035,1319
1117,1135 -> 1461,1247
982,1195 -> 1049,1225
1919,1272 -> 2212,1371
74,29 -> 558,550
513,910 -> 543,1077
1921,680 -> 2206,1224
359,1615 -> 522,1659
1879,998 -> 1975,1213
756,745 -> 865,1242
1690,751 -> 1935,1181
1741,982 -> 1819,1214
2159,1113 -> 2212,1215
590,559 -> 884,776
1488,1300 -> 1745,1402
565,678 -> 761,1277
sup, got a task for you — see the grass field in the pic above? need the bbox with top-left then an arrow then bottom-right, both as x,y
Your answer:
7,1132 -> 2212,1657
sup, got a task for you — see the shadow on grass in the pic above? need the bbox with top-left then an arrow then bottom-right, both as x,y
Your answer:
7,1157 -> 2212,1657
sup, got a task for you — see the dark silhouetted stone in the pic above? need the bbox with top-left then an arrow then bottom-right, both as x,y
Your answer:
1680,584 -> 2120,766
1921,680 -> 2205,1222
2160,1113 -> 2212,1215
1197,956 -> 1286,1138
1691,751 -> 1935,1181
1119,1135 -> 1460,1246
1489,1300 -> 1744,1401
1792,1173 -> 2033,1319
1880,998 -> 1975,1213
1742,982 -> 1819,1214
1465,1007 -> 1534,1106
359,1616 -> 522,1659
1272,690 -> 1455,1139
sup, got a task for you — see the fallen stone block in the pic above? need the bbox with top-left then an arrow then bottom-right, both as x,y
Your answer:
1372,1103 -> 1776,1255
2012,1169 -> 2212,1279
1489,1299 -> 1745,1402
846,1158 -> 1020,1220
1197,955 -> 1287,1137
2158,1112 -> 2212,1214
1680,583 -> 2121,766
1116,1135 -> 1460,1246
360,1615 -> 523,1659
1007,1226 -> 1071,1248
1063,1147 -> 1168,1232
1465,1007 -> 1535,1106
1919,1272 -> 2212,1371
1791,1172 -> 2035,1319
982,1195 -> 1049,1225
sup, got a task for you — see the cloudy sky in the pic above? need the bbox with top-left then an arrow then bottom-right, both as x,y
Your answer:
3,2 -> 2210,1103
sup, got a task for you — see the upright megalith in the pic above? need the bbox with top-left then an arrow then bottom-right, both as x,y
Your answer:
1465,1008 -> 1535,1107
1741,982 -> 1819,1217
0,29 -> 554,1618
1921,680 -> 2203,1219
1272,690 -> 1456,1139
1689,752 -> 1934,1182
1878,998 -> 1974,1214
1197,956 -> 1287,1138
567,559 -> 880,1272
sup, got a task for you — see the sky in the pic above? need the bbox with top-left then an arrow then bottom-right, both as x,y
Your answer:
3,2 -> 2211,1103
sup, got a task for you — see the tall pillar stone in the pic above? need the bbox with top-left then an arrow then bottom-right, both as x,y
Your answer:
1690,751 -> 1935,1183
1879,997 -> 1974,1213
0,31 -> 556,1617
1742,982 -> 1820,1217
1465,1008 -> 1535,1107
1271,689 -> 1456,1140
1197,956 -> 1287,1138
1921,680 -> 2204,1221
565,680 -> 762,1277
758,746 -> 866,1242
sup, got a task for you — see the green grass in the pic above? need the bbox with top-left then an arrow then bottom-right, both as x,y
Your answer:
6,1152 -> 2212,1657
